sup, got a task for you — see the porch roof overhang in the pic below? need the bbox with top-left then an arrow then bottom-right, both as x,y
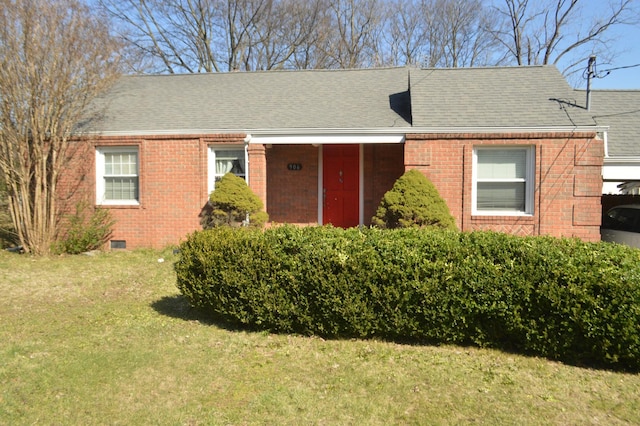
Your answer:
248,129 -> 406,145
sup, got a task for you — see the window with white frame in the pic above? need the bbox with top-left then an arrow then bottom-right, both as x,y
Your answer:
96,146 -> 139,205
208,146 -> 247,193
473,147 -> 534,215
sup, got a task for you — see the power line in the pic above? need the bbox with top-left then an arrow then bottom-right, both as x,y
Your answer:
592,109 -> 640,120
602,63 -> 640,72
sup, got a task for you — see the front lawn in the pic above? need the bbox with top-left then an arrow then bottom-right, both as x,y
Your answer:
1,249 -> 638,425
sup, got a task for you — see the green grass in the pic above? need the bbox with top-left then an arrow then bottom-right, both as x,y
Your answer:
1,249 -> 639,425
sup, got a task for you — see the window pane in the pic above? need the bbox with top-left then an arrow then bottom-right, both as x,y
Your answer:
477,182 -> 525,211
105,152 -> 137,176
477,150 -> 526,179
214,150 -> 245,176
105,177 -> 138,200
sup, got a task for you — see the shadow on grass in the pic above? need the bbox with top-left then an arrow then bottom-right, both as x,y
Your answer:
151,295 -> 638,373
151,295 -> 247,332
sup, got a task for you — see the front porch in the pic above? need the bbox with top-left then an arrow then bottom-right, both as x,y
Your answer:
248,143 -> 405,227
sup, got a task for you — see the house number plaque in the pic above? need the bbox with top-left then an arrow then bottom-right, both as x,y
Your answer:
287,163 -> 303,171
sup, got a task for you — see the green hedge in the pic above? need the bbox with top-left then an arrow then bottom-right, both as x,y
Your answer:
174,226 -> 640,370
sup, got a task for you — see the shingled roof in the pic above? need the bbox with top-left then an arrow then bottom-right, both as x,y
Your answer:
409,66 -> 595,129
86,65 -> 599,136
576,89 -> 640,157
87,67 -> 412,134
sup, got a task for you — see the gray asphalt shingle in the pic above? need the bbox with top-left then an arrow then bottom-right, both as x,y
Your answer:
88,67 -> 412,133
87,65 -> 615,137
409,66 -> 595,128
578,89 -> 640,157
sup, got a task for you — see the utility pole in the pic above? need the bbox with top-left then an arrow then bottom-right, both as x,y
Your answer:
586,55 -> 596,111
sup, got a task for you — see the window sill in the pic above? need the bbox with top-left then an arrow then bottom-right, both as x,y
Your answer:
471,214 -> 535,223
97,201 -> 141,209
472,212 -> 533,217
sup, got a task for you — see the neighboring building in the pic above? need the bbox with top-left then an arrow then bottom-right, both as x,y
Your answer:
62,65 -> 605,249
575,89 -> 640,195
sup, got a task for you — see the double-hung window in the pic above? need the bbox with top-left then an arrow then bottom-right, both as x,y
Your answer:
473,147 -> 534,215
96,146 -> 139,205
208,146 -> 247,194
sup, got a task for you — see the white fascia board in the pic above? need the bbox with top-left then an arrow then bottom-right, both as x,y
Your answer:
407,125 -> 604,134
82,129 -> 248,137
82,125 -> 604,139
82,128 -> 408,141
603,163 -> 640,180
249,125 -> 602,145
604,157 -> 640,165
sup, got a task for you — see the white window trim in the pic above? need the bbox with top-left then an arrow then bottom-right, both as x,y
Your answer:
207,145 -> 249,195
472,146 -> 535,216
96,146 -> 140,206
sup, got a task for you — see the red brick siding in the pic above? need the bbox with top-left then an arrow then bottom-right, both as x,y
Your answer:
60,134 -> 246,249
266,144 -> 319,224
405,132 -> 603,241
247,143 -> 267,212
60,131 -> 603,248
264,143 -> 404,226
363,144 -> 405,223
58,139 -> 95,215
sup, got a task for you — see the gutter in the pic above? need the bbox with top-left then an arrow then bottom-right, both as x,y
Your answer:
604,157 -> 640,164
83,125 -> 604,139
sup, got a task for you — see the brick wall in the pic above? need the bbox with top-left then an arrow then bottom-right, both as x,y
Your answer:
60,131 -> 604,248
264,143 -> 404,226
363,144 -> 405,223
404,132 -> 603,241
266,144 -> 319,224
60,134 -> 246,249
248,143 -> 267,211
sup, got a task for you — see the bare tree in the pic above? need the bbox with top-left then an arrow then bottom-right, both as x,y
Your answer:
493,0 -> 639,77
434,0 -> 502,67
287,1 -> 336,69
322,0 -> 383,68
0,0 -> 122,255
100,0 -> 328,72
99,0 -> 226,73
237,0 -> 329,70
383,0 -> 432,66
382,0 -> 502,68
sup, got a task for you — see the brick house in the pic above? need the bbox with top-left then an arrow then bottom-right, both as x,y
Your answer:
64,66 -> 604,249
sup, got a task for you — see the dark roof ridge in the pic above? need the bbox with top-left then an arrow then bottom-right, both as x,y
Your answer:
118,65 -> 412,80
417,64 -> 551,71
576,88 -> 640,92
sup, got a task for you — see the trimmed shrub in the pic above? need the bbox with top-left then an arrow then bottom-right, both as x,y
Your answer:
175,226 -> 640,371
53,200 -> 115,254
371,169 -> 456,230
202,173 -> 268,229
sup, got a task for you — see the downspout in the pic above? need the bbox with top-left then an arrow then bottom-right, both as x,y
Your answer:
461,147 -> 465,232
244,134 -> 252,185
244,134 -> 252,226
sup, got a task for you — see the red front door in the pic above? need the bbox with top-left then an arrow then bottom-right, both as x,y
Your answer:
323,144 -> 359,228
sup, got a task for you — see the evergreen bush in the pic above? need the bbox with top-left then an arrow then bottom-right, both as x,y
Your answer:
371,169 -> 456,230
202,173 -> 268,228
175,226 -> 640,371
